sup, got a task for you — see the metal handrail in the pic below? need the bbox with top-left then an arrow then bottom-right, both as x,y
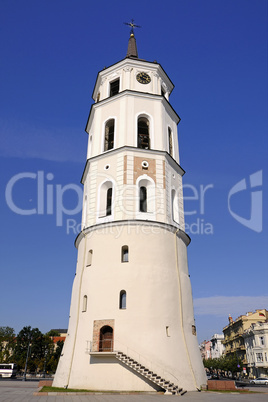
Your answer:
86,338 -> 180,386
113,338 -> 180,386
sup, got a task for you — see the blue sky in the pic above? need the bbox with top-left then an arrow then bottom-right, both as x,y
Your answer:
0,0 -> 267,343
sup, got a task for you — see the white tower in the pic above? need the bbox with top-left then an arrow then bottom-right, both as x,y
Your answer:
53,31 -> 206,393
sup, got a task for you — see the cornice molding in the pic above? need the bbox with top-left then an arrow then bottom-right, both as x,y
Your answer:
75,220 -> 191,249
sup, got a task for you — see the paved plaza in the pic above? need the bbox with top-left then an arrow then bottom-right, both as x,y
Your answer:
0,380 -> 268,402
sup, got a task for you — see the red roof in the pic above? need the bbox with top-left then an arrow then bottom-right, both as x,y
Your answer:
52,336 -> 66,343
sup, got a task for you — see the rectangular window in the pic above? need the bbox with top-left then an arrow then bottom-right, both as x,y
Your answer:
139,186 -> 147,212
256,352 -> 263,362
260,336 -> 265,346
86,250 -> 93,266
119,290 -> 126,309
137,118 -> 150,149
82,295 -> 87,312
122,246 -> 129,263
168,128 -> 173,157
110,79 -> 120,97
104,120 -> 114,151
106,188 -> 112,216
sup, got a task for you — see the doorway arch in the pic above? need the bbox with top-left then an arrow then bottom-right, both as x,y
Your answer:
99,325 -> 113,352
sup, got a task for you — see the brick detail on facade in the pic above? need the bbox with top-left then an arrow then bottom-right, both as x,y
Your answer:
92,319 -> 115,352
133,156 -> 156,183
124,155 -> 128,185
162,160 -> 166,189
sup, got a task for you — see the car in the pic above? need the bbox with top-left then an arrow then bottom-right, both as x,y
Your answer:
250,377 -> 268,385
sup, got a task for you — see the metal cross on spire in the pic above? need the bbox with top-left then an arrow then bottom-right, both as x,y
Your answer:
124,19 -> 141,35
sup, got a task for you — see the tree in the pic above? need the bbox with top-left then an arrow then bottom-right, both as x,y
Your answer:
203,354 -> 243,378
13,326 -> 54,372
46,330 -> 60,337
54,340 -> 64,361
11,326 -> 63,374
46,340 -> 64,373
224,355 -> 243,377
0,326 -> 15,363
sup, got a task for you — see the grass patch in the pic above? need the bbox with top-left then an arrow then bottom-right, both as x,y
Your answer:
40,386 -> 95,393
40,386 -> 146,394
207,389 -> 255,394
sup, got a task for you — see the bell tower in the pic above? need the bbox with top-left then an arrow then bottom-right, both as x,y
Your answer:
53,30 -> 206,393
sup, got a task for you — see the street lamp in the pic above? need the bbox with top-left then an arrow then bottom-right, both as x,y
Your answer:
22,340 -> 31,381
42,349 -> 48,378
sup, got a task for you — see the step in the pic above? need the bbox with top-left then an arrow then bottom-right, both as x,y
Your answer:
167,386 -> 177,391
116,352 -> 185,395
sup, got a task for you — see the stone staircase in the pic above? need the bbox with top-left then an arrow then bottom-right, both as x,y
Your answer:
115,351 -> 186,395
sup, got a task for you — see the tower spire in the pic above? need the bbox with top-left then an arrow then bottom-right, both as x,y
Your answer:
124,19 -> 141,58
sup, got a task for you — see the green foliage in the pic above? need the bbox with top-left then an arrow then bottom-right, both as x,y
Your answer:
54,340 -> 64,361
0,326 -> 16,363
46,330 -> 60,337
0,325 -> 64,374
203,354 -> 243,376
40,386 -> 94,393
46,340 -> 64,372
13,326 -> 57,372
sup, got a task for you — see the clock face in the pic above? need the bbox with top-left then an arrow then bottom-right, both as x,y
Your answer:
136,72 -> 151,84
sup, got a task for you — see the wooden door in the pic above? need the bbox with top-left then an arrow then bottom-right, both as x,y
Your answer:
99,326 -> 113,351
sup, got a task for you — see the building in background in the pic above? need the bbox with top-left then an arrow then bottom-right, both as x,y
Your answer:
50,329 -> 67,350
199,334 -> 224,361
200,340 -> 211,360
243,321 -> 268,378
222,309 -> 268,371
210,334 -> 225,359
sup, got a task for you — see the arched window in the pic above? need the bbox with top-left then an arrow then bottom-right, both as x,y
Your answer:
99,181 -> 113,218
168,127 -> 173,157
86,250 -> 93,266
119,290 -> 126,309
121,246 -> 129,263
139,186 -> 147,212
104,119 -> 114,151
106,188 -> 112,216
82,295 -> 87,312
136,176 -> 155,217
171,189 -> 179,224
99,325 -> 113,352
137,117 -> 150,149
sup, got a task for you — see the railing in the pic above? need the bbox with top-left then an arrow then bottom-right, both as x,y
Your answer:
113,338 -> 181,387
86,338 -> 180,386
99,339 -> 113,352
86,340 -> 113,353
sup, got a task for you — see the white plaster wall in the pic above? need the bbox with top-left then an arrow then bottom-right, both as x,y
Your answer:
82,150 -> 184,228
92,59 -> 173,103
54,55 -> 206,393
53,224 -> 206,391
87,93 -> 180,165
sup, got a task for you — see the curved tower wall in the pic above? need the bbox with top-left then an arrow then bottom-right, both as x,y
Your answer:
53,43 -> 206,392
